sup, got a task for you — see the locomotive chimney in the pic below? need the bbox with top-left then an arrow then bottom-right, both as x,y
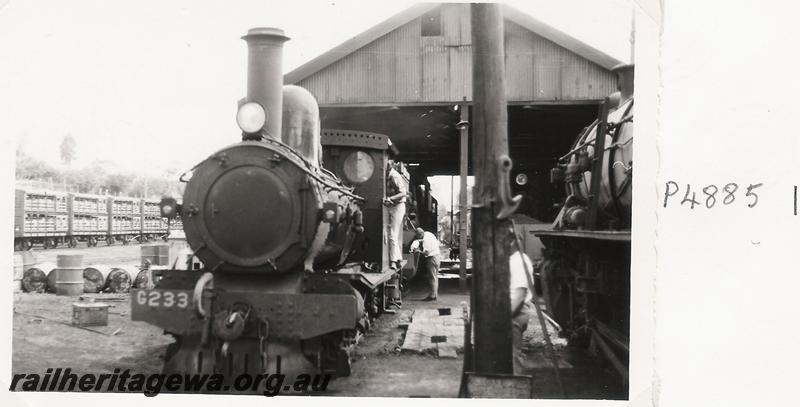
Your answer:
242,27 -> 289,140
613,63 -> 635,103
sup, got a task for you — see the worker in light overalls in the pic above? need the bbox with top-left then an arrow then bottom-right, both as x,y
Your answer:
384,160 -> 408,271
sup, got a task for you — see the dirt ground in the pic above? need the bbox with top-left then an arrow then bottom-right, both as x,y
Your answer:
12,244 -> 625,399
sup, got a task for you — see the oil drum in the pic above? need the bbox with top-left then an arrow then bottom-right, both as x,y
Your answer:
55,254 -> 84,296
83,264 -> 112,293
23,262 -> 55,293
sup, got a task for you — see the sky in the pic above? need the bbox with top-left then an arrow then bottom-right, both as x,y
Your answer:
0,0 -> 633,203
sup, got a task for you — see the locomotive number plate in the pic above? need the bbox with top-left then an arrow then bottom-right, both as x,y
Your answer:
133,289 -> 192,310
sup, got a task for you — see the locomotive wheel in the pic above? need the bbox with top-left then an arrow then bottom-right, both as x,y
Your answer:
106,236 -> 115,246
68,237 -> 78,248
51,238 -> 59,249
122,235 -> 129,245
162,336 -> 318,385
26,239 -> 34,251
87,236 -> 96,247
43,238 -> 53,250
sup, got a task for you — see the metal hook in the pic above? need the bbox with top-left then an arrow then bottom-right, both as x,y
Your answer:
496,154 -> 522,220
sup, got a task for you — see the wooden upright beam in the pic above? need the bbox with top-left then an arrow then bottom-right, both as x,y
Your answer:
459,101 -> 469,291
470,3 -> 514,374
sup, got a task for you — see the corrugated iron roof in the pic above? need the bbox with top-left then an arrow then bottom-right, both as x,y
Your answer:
284,2 -> 623,85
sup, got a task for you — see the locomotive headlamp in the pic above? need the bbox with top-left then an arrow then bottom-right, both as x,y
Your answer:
236,102 -> 267,134
159,197 -> 179,219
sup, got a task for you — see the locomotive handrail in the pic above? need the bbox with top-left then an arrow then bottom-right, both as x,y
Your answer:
558,99 -> 634,162
259,136 -> 367,203
193,272 -> 214,319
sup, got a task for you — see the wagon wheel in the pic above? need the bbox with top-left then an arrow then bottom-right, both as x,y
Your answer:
51,238 -> 59,249
43,238 -> 53,250
87,236 -> 96,247
68,237 -> 78,248
106,236 -> 115,246
122,235 -> 129,245
26,239 -> 34,251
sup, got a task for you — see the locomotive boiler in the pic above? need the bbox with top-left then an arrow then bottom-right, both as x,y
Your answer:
536,64 -> 634,384
131,28 -> 411,385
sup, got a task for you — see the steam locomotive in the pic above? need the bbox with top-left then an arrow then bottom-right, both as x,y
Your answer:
536,64 -> 634,383
131,28 -> 432,385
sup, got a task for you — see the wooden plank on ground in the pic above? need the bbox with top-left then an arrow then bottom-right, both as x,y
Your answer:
400,307 -> 465,357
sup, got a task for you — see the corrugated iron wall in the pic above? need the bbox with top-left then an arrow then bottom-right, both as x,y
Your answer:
297,3 -> 616,105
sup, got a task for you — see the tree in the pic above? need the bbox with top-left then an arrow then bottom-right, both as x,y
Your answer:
15,150 -> 56,180
105,172 -> 135,195
60,134 -> 77,166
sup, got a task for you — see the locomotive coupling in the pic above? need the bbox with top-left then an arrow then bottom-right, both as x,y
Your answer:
213,308 -> 249,342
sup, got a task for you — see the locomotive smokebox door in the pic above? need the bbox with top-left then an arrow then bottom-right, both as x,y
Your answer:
181,142 -> 317,272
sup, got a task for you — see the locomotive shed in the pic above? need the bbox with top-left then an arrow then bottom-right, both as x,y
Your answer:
283,2 -> 627,398
286,2 -> 620,224
11,2 -> 629,400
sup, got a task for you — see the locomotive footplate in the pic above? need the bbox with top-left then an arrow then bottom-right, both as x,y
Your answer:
534,229 -> 631,242
325,266 -> 398,291
318,263 -> 402,314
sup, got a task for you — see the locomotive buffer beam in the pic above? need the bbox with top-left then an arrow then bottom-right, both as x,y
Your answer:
132,289 -> 360,340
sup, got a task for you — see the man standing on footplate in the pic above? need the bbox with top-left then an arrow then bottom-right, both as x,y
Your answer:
384,159 -> 408,271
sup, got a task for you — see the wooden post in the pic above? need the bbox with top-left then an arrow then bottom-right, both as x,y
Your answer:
450,175 -> 454,241
459,99 -> 469,291
470,3 -> 513,374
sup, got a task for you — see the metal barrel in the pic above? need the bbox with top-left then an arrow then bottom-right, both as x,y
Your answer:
108,266 -> 137,293
15,252 -> 39,291
55,254 -> 84,296
141,243 -> 169,267
13,252 -> 36,292
112,265 -> 140,289
14,252 -> 36,292
13,254 -> 23,292
83,264 -> 112,293
23,262 -> 55,293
